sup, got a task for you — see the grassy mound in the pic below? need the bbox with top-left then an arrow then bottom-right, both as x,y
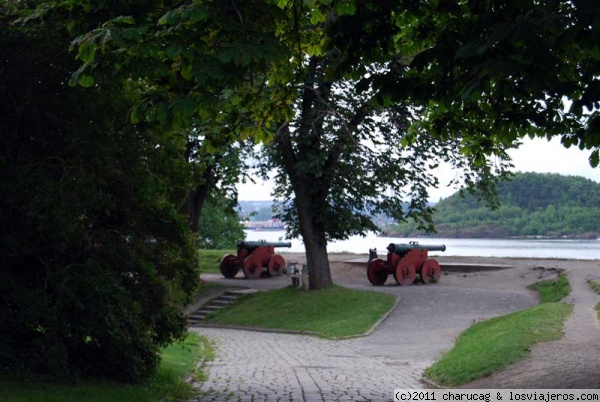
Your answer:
425,274 -> 573,386
205,285 -> 396,339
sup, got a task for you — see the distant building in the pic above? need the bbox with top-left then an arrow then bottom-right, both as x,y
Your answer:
243,217 -> 285,230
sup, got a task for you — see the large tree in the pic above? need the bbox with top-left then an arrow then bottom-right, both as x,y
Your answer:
61,0 -> 599,290
267,0 -> 598,288
256,2 -> 515,289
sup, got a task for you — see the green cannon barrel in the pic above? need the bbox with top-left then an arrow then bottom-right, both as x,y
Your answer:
387,242 -> 446,254
238,240 -> 292,249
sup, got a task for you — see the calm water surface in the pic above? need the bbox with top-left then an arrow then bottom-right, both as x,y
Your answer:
244,230 -> 600,260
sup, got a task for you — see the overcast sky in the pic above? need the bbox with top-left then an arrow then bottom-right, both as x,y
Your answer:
237,137 -> 600,202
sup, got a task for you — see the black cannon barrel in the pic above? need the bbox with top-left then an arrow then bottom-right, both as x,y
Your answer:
387,242 -> 446,254
238,240 -> 292,249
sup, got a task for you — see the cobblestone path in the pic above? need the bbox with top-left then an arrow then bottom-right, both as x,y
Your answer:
191,327 -> 427,402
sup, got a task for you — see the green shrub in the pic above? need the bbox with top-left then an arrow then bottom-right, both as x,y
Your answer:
0,11 -> 198,383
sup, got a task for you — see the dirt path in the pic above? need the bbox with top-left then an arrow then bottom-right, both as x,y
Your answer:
462,262 -> 600,389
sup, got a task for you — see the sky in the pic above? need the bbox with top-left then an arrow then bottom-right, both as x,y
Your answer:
236,137 -> 600,202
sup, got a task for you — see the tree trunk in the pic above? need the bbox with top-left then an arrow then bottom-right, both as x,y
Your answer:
303,230 -> 333,290
181,185 -> 209,233
181,140 -> 214,233
275,123 -> 334,289
295,188 -> 334,290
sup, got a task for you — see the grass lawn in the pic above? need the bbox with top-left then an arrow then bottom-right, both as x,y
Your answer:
0,332 -> 213,402
589,279 -> 600,294
205,285 -> 396,339
589,279 -> 600,321
528,273 -> 571,303
199,249 -> 234,274
424,274 -> 573,386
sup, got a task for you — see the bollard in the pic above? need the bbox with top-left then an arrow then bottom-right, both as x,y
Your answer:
301,265 -> 309,291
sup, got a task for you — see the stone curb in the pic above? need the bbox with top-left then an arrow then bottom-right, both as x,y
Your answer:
190,322 -> 320,337
420,376 -> 445,389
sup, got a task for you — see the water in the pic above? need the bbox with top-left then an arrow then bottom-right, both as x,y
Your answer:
244,230 -> 600,260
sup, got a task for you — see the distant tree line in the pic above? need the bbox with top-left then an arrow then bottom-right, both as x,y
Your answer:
387,173 -> 600,238
198,196 -> 245,249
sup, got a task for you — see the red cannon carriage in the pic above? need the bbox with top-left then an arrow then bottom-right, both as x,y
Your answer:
367,241 -> 446,286
219,240 -> 291,279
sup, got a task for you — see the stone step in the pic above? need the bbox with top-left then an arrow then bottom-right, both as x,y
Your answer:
200,305 -> 222,311
190,310 -> 211,318
188,288 -> 262,325
225,289 -> 261,296
218,295 -> 238,302
211,299 -> 234,307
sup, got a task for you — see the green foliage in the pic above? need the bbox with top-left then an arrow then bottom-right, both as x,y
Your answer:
589,279 -> 600,294
589,280 -> 600,322
424,302 -> 573,386
148,332 -> 213,398
198,249 -> 236,274
401,0 -> 600,167
198,196 -> 245,249
0,332 -> 212,402
389,173 -> 600,238
0,6 -> 198,382
205,285 -> 396,338
528,275 -> 571,303
62,0 -> 291,140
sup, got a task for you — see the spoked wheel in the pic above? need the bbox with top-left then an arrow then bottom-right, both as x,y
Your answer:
243,255 -> 263,279
219,254 -> 239,278
367,258 -> 388,286
394,263 -> 416,286
267,254 -> 286,277
420,259 -> 441,284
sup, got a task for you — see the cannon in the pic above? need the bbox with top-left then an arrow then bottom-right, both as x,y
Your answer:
367,241 -> 446,286
219,240 -> 292,279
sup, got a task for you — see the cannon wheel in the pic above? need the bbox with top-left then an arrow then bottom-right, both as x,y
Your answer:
219,254 -> 239,278
268,254 -> 286,277
421,259 -> 441,284
243,255 -> 263,279
394,263 -> 416,286
367,258 -> 388,286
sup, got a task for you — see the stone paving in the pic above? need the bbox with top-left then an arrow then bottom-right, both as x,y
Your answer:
190,327 -> 428,401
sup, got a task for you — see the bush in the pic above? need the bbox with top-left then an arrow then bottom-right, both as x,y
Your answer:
0,9 -> 198,382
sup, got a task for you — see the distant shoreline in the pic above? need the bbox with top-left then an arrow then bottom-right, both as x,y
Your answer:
378,233 -> 600,241
379,232 -> 600,240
